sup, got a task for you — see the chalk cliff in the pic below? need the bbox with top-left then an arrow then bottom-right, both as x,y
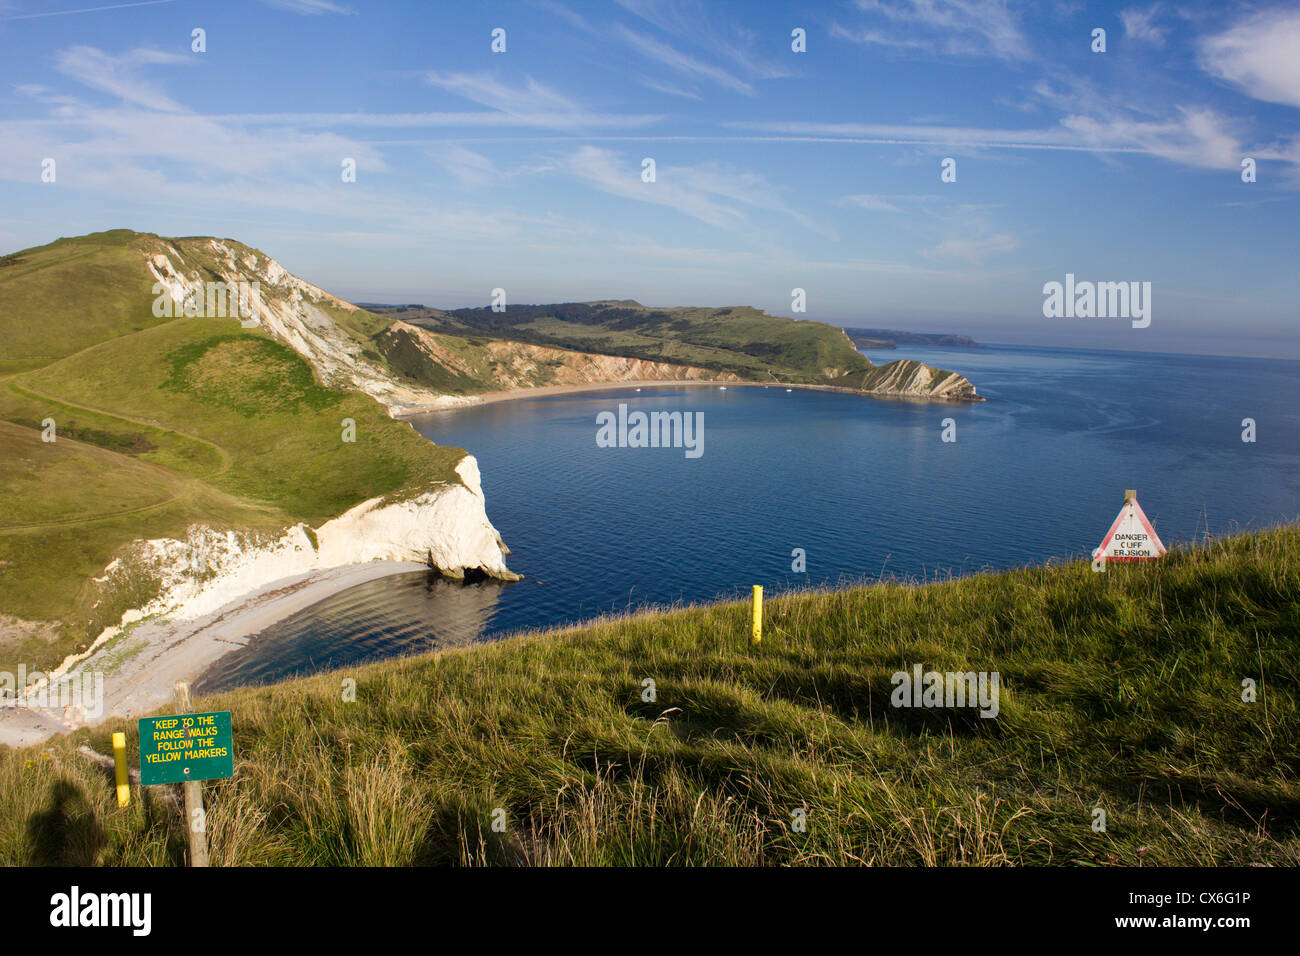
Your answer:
144,239 -> 468,415
856,359 -> 983,401
43,457 -> 515,692
109,456 -> 516,625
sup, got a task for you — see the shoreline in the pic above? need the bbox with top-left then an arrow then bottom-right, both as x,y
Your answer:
394,378 -> 982,418
0,560 -> 427,747
394,379 -> 742,417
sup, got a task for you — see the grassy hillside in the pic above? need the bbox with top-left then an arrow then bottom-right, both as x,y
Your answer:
0,230 -> 179,372
0,232 -> 467,670
379,301 -> 909,386
4,527 -> 1295,866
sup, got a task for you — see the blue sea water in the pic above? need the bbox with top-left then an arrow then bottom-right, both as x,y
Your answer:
196,344 -> 1300,692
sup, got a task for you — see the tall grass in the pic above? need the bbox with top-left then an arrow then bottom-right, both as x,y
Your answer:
2,526 -> 1297,866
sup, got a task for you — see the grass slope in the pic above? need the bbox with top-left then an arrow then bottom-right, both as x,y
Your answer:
4,527 -> 1295,866
0,230 -> 176,371
0,232 -> 466,669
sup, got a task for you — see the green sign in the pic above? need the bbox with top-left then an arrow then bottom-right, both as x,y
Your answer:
138,711 -> 233,786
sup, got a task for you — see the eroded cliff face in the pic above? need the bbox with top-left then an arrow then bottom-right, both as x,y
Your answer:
859,360 -> 983,401
314,456 -> 515,580
123,455 -> 513,612
379,320 -> 742,392
51,456 -> 516,685
380,320 -> 980,402
144,240 -> 467,415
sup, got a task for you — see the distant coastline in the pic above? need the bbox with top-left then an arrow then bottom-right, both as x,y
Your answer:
394,377 -> 984,418
841,327 -> 985,350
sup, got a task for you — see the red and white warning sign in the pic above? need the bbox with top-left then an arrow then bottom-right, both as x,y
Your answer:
1093,489 -> 1166,562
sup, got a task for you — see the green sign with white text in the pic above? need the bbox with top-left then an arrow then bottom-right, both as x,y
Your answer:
138,711 -> 233,786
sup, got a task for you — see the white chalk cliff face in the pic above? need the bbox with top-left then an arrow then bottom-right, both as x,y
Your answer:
144,239 -> 471,415
46,460 -> 518,695
315,456 -> 515,579
116,455 -> 512,616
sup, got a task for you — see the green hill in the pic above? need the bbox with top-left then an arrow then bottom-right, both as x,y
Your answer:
0,231 -> 467,671
0,230 -> 185,372
3,527 -> 1295,866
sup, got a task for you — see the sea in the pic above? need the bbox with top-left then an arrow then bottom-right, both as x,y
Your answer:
195,344 -> 1300,691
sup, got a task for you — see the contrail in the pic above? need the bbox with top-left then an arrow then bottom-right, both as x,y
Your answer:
0,0 -> 178,22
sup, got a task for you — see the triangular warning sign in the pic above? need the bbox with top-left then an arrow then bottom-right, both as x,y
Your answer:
1093,490 -> 1166,562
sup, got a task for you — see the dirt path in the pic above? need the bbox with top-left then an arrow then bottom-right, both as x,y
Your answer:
7,380 -> 234,475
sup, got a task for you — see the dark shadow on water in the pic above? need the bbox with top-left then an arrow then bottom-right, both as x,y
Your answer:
195,570 -> 512,694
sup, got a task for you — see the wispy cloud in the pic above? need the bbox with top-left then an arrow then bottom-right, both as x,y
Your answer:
1060,106 -> 1245,170
0,0 -> 177,22
836,0 -> 1029,61
561,145 -> 743,229
726,118 -> 1117,152
925,231 -> 1019,263
203,111 -> 663,130
840,194 -> 905,213
614,25 -> 754,95
424,71 -> 664,129
637,76 -> 702,100
839,193 -> 1019,264
427,145 -> 496,188
561,146 -> 828,236
828,25 -> 931,54
533,0 -> 596,35
1121,5 -> 1167,46
426,72 -> 578,114
258,0 -> 354,14
1200,8 -> 1300,109
54,45 -> 190,112
728,106 -> 1255,171
613,0 -> 794,90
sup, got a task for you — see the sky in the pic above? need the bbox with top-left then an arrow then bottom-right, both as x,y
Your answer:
0,0 -> 1297,358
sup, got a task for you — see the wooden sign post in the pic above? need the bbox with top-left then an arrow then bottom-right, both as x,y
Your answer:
137,682 -> 233,867
751,585 -> 763,646
176,683 -> 208,868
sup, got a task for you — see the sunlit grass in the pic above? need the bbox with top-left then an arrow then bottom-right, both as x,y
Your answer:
3,526 -> 1296,866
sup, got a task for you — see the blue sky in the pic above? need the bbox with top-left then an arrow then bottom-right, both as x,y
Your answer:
0,0 -> 1297,357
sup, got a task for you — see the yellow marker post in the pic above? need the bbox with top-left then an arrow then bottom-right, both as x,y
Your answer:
751,585 -> 763,646
112,732 -> 129,808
